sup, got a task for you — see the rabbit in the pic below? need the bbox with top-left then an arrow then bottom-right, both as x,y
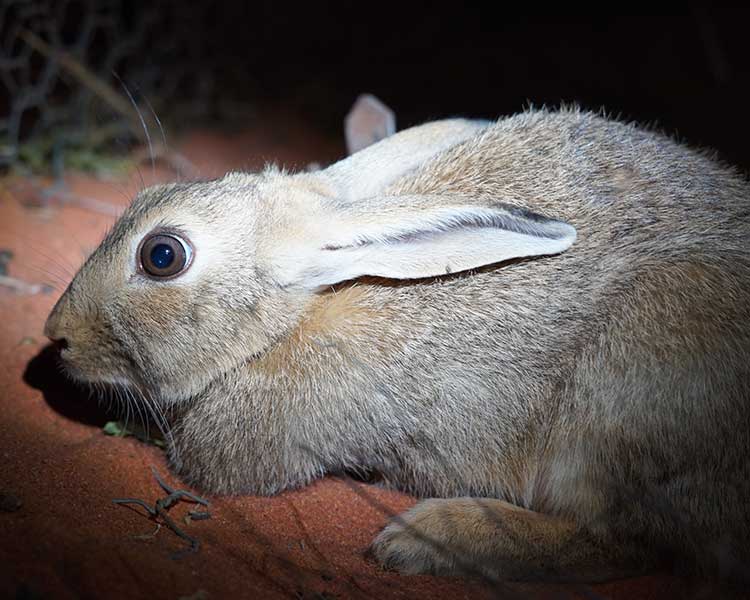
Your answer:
43,107 -> 750,584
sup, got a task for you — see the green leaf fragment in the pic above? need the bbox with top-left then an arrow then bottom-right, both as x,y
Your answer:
103,420 -> 132,437
102,420 -> 166,448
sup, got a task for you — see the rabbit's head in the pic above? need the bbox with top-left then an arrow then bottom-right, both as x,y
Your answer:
44,118 -> 577,404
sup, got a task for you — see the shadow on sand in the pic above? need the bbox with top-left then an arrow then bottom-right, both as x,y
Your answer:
23,343 -> 116,428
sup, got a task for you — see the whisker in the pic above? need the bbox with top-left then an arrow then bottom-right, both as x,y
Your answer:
106,384 -> 115,418
134,164 -> 145,192
143,391 -> 162,443
139,90 -> 167,156
22,262 -> 70,287
135,381 -> 173,448
113,72 -> 155,182
119,382 -> 131,432
97,382 -> 111,414
133,386 -> 149,438
33,264 -> 70,285
0,231 -> 80,281
130,384 -> 150,441
12,255 -> 73,284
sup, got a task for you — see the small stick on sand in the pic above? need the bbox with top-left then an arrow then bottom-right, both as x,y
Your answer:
113,467 -> 211,559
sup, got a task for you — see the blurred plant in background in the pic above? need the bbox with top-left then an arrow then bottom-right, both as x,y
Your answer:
0,0 -> 221,179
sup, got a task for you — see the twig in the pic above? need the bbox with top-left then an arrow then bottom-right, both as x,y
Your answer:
187,511 -> 211,521
113,467 -> 211,559
19,28 -> 148,143
150,466 -> 210,507
131,523 -> 162,541
8,176 -> 122,216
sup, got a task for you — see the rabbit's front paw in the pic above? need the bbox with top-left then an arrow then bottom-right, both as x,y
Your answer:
370,499 -> 476,577
371,497 -> 653,582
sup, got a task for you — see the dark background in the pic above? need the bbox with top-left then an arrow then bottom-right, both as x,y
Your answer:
3,4 -> 750,173
199,6 -> 749,169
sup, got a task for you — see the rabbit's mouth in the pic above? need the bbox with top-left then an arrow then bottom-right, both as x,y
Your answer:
53,342 -> 135,391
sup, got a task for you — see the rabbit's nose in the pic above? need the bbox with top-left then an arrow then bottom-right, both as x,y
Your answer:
44,289 -> 71,342
43,310 -> 62,342
44,308 -> 69,351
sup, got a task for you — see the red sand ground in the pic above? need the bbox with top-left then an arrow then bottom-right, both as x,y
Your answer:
0,111 -> 738,599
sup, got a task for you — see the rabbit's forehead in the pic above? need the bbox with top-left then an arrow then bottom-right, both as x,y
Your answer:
133,179 -> 258,222
121,179 -> 263,239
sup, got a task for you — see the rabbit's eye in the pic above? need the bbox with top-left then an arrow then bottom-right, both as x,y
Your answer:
138,232 -> 193,279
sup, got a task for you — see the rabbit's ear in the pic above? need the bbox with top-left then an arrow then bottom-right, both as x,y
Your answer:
276,198 -> 576,289
344,94 -> 397,155
324,119 -> 490,201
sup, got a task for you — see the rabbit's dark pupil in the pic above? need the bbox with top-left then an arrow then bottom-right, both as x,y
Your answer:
139,231 -> 192,279
150,244 -> 174,269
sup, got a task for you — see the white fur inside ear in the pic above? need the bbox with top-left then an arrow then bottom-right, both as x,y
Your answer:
309,228 -> 574,286
284,205 -> 576,288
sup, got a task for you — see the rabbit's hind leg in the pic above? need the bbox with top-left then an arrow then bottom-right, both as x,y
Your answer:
370,497 -> 654,583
